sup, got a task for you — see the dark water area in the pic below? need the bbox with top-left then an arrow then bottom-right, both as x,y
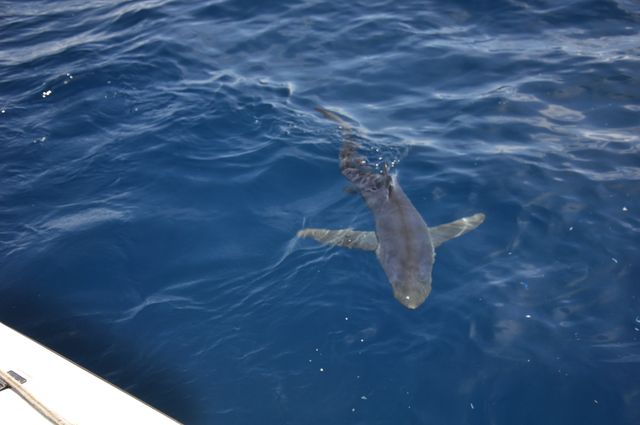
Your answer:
1,0 -> 639,424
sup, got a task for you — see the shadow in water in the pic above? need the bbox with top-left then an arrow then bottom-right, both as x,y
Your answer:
0,285 -> 200,424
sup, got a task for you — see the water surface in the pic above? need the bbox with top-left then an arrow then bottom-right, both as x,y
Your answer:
1,1 -> 639,424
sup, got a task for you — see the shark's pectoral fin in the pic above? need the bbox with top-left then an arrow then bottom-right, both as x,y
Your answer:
430,213 -> 485,248
297,228 -> 378,251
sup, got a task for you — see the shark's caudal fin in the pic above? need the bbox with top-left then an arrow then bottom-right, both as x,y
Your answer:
316,107 -> 350,127
316,107 -> 391,197
297,228 -> 378,251
430,213 -> 485,248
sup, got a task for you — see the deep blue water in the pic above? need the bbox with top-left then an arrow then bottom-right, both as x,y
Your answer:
1,0 -> 640,424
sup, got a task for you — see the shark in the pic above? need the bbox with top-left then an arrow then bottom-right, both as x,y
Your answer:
297,107 -> 485,309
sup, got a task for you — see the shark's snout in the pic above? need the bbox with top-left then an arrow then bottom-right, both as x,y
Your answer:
403,298 -> 421,309
392,282 -> 431,310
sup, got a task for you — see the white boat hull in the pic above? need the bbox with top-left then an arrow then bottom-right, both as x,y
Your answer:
0,322 -> 181,424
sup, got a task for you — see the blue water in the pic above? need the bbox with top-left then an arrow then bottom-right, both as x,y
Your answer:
1,0 -> 639,423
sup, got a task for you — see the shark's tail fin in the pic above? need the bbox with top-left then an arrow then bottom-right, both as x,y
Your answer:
316,106 -> 391,196
316,107 -> 351,128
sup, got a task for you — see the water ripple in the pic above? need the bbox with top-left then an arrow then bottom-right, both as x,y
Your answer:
1,1 -> 639,424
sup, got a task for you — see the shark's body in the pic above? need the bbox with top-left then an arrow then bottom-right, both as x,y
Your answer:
298,108 -> 485,309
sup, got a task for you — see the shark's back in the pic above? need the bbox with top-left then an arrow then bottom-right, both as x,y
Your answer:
372,177 -> 435,307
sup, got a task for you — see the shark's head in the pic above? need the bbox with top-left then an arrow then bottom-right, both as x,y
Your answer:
392,277 -> 432,309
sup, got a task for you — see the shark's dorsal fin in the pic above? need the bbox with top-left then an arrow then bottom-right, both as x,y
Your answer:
297,228 -> 378,251
430,213 -> 485,248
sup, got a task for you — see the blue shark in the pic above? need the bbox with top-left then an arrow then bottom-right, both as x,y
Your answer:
297,108 -> 485,309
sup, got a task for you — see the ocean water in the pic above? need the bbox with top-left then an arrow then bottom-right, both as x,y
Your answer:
1,0 -> 639,424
